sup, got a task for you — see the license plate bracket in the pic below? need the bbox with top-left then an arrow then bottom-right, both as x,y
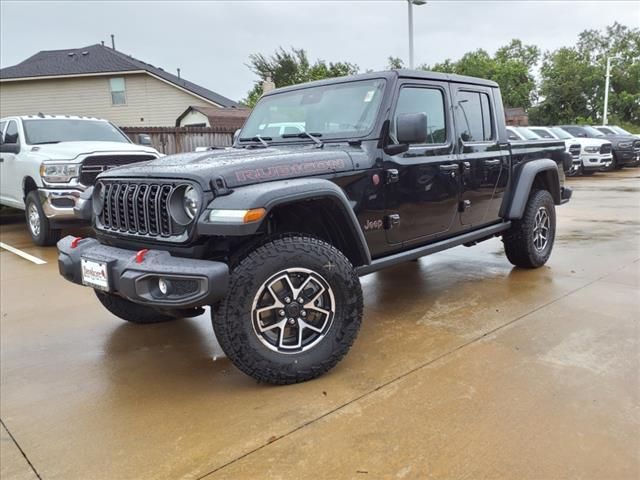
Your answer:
81,257 -> 111,292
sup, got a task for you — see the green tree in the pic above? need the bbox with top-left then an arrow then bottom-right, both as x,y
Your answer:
387,56 -> 404,69
531,22 -> 639,126
242,47 -> 359,107
421,40 -> 539,109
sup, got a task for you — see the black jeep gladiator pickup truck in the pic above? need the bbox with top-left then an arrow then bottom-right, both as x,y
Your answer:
58,70 -> 572,384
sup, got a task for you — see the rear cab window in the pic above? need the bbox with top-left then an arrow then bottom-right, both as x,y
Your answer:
455,90 -> 494,142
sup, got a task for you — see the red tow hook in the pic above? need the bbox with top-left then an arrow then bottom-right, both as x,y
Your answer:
135,249 -> 150,264
70,237 -> 83,249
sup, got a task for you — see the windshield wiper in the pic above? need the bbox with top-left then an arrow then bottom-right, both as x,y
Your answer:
31,141 -> 60,145
282,131 -> 323,147
239,135 -> 271,147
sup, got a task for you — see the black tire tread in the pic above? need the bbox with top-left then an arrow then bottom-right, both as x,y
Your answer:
25,191 -> 61,246
213,235 -> 363,385
503,189 -> 555,268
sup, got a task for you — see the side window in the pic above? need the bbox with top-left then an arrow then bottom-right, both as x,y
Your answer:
392,87 -> 447,144
110,77 -> 126,105
455,90 -> 494,142
0,121 -> 6,139
5,121 -> 20,144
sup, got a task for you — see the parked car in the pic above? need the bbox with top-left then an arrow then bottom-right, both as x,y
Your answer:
0,115 -> 160,245
558,125 -> 639,170
506,127 -> 569,182
58,70 -> 572,385
529,126 -> 612,176
594,125 -> 640,139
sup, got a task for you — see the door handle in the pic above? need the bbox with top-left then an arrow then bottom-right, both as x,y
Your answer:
439,164 -> 458,171
484,159 -> 501,166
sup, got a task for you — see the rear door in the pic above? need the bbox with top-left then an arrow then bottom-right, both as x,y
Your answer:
384,80 -> 459,245
452,86 -> 509,227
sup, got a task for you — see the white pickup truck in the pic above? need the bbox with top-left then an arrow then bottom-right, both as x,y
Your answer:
0,115 -> 160,245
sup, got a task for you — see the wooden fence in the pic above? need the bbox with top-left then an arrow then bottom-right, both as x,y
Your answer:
122,127 -> 235,155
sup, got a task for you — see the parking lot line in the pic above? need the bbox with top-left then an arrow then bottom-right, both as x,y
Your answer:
0,242 -> 47,265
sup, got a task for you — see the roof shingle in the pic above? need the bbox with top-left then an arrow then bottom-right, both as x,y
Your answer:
0,44 -> 239,108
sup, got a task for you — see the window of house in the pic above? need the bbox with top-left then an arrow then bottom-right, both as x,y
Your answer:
392,87 -> 447,144
110,77 -> 126,105
455,90 -> 494,142
5,121 -> 20,144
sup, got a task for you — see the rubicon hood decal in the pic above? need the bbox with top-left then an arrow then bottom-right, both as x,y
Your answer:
100,145 -> 355,188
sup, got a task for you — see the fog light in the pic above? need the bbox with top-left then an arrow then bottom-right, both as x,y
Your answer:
158,278 -> 171,295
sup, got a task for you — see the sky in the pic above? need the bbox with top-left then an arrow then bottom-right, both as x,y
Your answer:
1,1 -> 638,103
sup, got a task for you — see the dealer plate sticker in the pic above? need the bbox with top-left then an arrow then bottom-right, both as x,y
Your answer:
81,258 -> 110,291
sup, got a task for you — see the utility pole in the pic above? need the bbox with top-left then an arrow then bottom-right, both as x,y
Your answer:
407,0 -> 426,69
602,56 -> 617,126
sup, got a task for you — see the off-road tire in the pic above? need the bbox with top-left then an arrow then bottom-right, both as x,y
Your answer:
95,290 -> 176,324
612,153 -> 624,170
213,235 -> 363,385
25,191 -> 61,246
503,189 -> 556,268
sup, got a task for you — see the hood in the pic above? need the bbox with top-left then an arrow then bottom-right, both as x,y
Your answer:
29,141 -> 160,161
591,134 -> 637,146
100,145 -> 356,189
573,137 -> 610,147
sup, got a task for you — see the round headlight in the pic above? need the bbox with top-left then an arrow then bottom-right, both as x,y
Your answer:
183,186 -> 199,219
93,182 -> 105,215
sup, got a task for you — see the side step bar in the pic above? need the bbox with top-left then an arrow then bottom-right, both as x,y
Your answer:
357,222 -> 511,276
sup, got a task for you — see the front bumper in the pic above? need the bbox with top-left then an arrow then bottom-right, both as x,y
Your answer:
38,188 -> 89,221
57,236 -> 229,308
580,153 -> 612,170
615,149 -> 640,165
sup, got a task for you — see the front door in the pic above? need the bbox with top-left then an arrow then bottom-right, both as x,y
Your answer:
452,87 -> 508,227
384,82 -> 459,246
0,120 -> 22,206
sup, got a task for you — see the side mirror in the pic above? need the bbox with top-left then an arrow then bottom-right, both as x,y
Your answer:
397,113 -> 428,145
138,134 -> 152,146
233,129 -> 241,144
0,142 -> 20,154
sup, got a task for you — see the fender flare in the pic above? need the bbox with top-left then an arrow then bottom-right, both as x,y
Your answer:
506,159 -> 561,219
197,178 -> 372,266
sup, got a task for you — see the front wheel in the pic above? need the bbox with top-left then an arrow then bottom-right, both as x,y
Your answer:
503,190 -> 556,268
213,236 -> 363,385
25,191 -> 61,246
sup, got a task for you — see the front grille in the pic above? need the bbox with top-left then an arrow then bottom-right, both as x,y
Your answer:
634,141 -> 640,154
600,143 -> 612,155
97,180 -> 186,239
80,155 -> 157,186
569,144 -> 581,158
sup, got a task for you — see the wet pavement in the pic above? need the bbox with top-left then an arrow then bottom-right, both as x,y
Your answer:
1,169 -> 638,479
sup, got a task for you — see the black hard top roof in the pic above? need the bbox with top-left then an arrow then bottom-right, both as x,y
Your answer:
264,69 -> 499,96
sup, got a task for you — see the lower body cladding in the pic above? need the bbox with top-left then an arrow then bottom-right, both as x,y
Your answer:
57,236 -> 228,309
580,153 -> 612,172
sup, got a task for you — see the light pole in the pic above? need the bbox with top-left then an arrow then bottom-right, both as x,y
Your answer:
602,56 -> 620,126
407,0 -> 426,69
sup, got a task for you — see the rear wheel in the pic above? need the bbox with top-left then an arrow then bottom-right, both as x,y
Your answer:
25,191 -> 61,246
213,236 -> 363,385
503,189 -> 556,268
95,291 -> 177,324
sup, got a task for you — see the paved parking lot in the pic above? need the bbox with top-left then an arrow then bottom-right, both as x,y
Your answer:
1,169 -> 639,480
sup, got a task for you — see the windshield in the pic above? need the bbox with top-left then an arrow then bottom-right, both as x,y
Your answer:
611,126 -> 633,135
514,127 -> 541,140
582,125 -> 605,137
530,128 -> 555,139
550,127 -> 573,139
240,79 -> 386,143
596,126 -> 615,135
23,119 -> 130,145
